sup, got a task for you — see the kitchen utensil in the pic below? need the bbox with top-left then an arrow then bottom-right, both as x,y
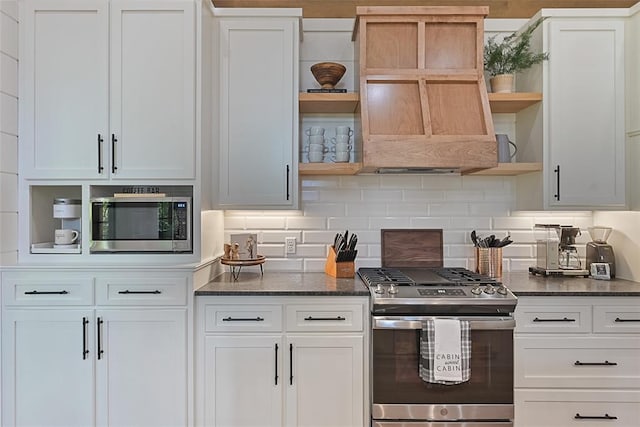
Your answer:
496,134 -> 517,163
586,226 -> 616,278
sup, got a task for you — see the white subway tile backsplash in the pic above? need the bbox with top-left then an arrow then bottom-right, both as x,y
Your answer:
380,175 -> 422,189
369,217 -> 411,230
444,190 -> 486,202
317,188 -> 362,202
304,259 -> 329,272
429,202 -> 469,216
420,176 -> 463,190
410,217 -> 452,229
222,216 -> 247,229
450,217 -> 491,230
302,230 -> 343,244
1,52 -> 18,97
492,216 -> 535,230
0,211 -> 17,250
0,171 -> 17,212
0,249 -> 17,265
1,2 -> 19,21
403,189 -> 446,202
469,202 -> 512,216
361,189 -> 403,202
301,177 -> 341,188
264,258 -> 304,271
327,216 -> 369,230
301,190 -> 321,202
245,216 -> 287,229
461,176 -> 509,190
286,216 -> 326,229
442,230 -> 468,244
261,231 -> 302,243
0,92 -> 18,136
447,245 -> 475,258
1,12 -> 18,59
0,132 -> 17,174
509,230 -> 536,243
295,244 -> 327,258
260,244 -> 285,257
302,202 -> 345,217
338,175 -> 380,189
346,202 -> 387,216
502,244 -> 533,258
387,203 -> 427,217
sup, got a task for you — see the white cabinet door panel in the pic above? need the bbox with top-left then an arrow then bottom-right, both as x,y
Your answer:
547,19 -> 625,208
286,334 -> 364,427
204,335 -> 283,427
95,309 -> 188,427
110,0 -> 195,179
2,309 -> 95,427
20,0 -> 108,179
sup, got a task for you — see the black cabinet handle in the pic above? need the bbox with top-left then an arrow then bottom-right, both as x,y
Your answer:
554,165 -> 560,200
575,413 -> 617,420
97,134 -> 104,173
222,316 -> 264,322
575,360 -> 617,366
289,343 -> 293,385
111,134 -> 118,173
533,317 -> 576,322
615,317 -> 640,322
97,317 -> 104,360
274,343 -> 279,386
304,316 -> 346,321
117,290 -> 161,295
82,317 -> 89,360
286,164 -> 290,201
24,290 -> 69,295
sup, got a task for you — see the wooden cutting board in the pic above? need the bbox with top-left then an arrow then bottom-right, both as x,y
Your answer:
381,229 -> 443,268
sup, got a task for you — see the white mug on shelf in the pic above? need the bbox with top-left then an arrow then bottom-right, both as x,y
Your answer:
55,229 -> 79,245
332,151 -> 350,163
331,134 -> 350,145
307,143 -> 328,153
305,126 -> 325,136
308,135 -> 325,145
336,126 -> 354,137
333,142 -> 352,152
308,151 -> 325,163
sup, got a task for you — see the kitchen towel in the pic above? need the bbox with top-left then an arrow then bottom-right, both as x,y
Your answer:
419,318 -> 471,385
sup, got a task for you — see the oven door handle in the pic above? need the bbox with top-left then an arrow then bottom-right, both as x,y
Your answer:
373,316 -> 515,330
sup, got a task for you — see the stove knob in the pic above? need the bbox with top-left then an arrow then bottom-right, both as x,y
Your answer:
483,285 -> 496,295
388,283 -> 398,294
374,284 -> 385,294
496,286 -> 508,295
471,286 -> 483,295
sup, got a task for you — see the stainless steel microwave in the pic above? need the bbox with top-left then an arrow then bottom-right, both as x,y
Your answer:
90,196 -> 192,253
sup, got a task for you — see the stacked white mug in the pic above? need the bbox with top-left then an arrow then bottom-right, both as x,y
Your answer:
305,127 -> 327,162
330,126 -> 353,162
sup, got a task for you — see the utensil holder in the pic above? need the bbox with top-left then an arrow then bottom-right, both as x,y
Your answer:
325,246 -> 354,278
475,247 -> 503,278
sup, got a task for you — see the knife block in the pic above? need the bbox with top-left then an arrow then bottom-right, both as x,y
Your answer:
325,246 -> 355,278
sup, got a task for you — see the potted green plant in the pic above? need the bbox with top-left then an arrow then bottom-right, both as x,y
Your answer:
484,17 -> 549,93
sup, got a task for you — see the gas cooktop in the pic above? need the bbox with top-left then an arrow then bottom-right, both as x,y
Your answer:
358,267 -> 517,315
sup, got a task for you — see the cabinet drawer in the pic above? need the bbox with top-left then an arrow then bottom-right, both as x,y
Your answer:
285,304 -> 363,332
515,305 -> 591,334
593,305 -> 640,334
515,389 -> 640,427
204,304 -> 282,332
95,276 -> 188,306
515,336 -> 640,388
2,273 -> 93,306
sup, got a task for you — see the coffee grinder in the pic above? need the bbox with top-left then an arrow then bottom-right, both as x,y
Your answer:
586,226 -> 616,278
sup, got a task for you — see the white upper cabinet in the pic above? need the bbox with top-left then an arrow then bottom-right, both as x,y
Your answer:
516,12 -> 627,210
546,18 -> 626,208
215,12 -> 300,209
19,0 -> 195,180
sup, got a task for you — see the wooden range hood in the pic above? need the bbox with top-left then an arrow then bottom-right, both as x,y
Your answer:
353,6 -> 497,174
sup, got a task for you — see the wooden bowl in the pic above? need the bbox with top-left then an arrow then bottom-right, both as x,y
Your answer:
311,62 -> 346,89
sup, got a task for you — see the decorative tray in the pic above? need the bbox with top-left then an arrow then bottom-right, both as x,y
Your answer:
220,255 -> 266,266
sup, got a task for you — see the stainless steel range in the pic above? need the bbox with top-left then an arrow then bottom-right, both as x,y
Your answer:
359,266 -> 517,427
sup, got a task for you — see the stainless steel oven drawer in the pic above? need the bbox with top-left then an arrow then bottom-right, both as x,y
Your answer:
373,422 -> 512,426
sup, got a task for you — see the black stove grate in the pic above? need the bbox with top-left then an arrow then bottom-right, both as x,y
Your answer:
357,267 -> 498,287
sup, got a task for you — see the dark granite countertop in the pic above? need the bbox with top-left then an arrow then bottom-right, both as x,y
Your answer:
195,272 -> 369,296
501,271 -> 640,296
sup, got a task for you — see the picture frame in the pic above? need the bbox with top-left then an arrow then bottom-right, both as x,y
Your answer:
229,233 -> 259,260
590,262 -> 611,280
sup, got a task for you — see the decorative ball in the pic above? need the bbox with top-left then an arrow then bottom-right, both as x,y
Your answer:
310,62 -> 346,89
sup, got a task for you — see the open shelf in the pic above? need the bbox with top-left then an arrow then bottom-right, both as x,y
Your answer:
463,162 -> 542,176
488,92 -> 542,113
299,92 -> 360,113
299,162 -> 362,175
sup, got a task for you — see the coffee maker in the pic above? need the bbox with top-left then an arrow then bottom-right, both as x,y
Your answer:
531,224 -> 589,277
586,226 -> 616,278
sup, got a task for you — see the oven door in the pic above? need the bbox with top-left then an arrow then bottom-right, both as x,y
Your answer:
372,316 -> 514,424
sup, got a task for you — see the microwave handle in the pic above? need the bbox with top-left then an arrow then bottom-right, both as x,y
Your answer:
373,316 -> 515,330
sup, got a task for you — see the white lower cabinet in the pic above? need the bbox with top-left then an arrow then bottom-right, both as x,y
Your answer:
1,271 -> 191,427
514,296 -> 640,427
197,296 -> 367,427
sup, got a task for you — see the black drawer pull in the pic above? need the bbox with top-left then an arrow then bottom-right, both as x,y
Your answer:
117,290 -> 161,295
222,316 -> 264,322
615,317 -> 640,322
575,413 -> 617,420
24,290 -> 69,295
82,317 -> 89,360
575,360 -> 617,366
304,316 -> 346,321
533,317 -> 576,322
274,343 -> 279,386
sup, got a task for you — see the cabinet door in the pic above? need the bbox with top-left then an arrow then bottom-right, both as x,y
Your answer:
20,0 -> 109,179
95,309 -> 187,427
109,0 -> 195,179
204,335 -> 283,427
546,19 -> 625,208
217,18 -> 298,208
1,309 -> 95,427
286,335 -> 364,427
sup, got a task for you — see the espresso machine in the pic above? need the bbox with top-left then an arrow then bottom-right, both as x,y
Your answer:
530,224 -> 590,277
586,226 -> 616,277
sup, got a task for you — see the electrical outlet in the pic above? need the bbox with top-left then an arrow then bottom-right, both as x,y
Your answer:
285,237 -> 296,254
